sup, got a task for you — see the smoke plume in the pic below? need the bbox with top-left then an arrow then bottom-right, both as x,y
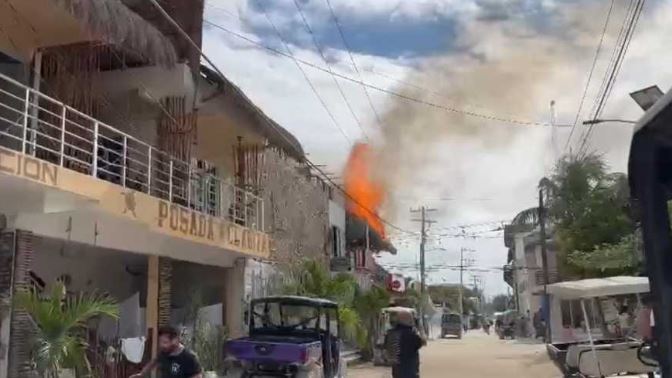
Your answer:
364,1 -> 630,221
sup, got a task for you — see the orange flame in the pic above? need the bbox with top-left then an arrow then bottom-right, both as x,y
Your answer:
343,143 -> 386,238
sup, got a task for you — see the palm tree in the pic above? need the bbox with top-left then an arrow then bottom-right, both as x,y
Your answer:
281,260 -> 379,352
15,283 -> 119,378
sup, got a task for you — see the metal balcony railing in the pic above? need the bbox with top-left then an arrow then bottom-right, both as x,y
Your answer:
0,72 -> 264,232
535,269 -> 559,286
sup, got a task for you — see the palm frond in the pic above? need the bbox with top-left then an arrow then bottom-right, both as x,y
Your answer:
511,207 -> 539,226
15,281 -> 119,377
62,291 -> 119,329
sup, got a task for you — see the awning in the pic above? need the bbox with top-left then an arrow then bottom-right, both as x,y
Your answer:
547,276 -> 649,299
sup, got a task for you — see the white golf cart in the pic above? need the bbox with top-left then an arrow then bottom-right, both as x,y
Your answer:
545,276 -> 657,377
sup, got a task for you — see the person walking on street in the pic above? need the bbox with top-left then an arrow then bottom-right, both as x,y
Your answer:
130,326 -> 202,378
385,310 -> 426,378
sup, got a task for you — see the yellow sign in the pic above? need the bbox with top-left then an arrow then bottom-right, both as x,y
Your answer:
0,146 -> 271,259
0,148 -> 58,186
156,201 -> 270,255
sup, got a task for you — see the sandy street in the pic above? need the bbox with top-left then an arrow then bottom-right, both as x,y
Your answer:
348,330 -> 560,378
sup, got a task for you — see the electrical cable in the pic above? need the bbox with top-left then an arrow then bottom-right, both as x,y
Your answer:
150,0 -> 417,235
578,0 -> 644,155
563,0 -> 615,153
291,0 -> 369,140
251,0 -> 352,145
202,19 -> 561,128
322,0 -> 383,128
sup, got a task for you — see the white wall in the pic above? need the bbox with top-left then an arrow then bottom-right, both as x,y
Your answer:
328,200 -> 345,229
31,238 -> 146,301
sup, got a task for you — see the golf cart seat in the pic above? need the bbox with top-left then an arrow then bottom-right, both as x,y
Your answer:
566,341 -> 619,373
577,342 -> 656,377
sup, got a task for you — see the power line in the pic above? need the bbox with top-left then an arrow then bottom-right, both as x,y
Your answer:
202,19 -> 561,128
323,0 -> 383,128
563,0 -> 615,153
578,0 -> 644,155
252,0 -> 352,145
290,0 -> 368,140
149,0 -> 416,236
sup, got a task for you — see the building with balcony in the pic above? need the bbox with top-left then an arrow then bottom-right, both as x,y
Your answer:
0,1 -> 330,377
345,213 -> 396,290
503,223 -> 559,317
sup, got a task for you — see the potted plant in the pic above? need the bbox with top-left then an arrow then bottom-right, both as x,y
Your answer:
15,282 -> 118,378
191,319 -> 227,378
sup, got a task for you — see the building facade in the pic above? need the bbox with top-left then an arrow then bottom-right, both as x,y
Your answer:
0,1 -> 329,377
504,224 -> 559,321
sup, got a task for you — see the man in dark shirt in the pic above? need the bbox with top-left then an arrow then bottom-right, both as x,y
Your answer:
130,326 -> 202,378
385,311 -> 426,378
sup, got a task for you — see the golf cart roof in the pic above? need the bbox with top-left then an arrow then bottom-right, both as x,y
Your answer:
383,306 -> 416,314
547,276 -> 649,299
250,295 -> 338,308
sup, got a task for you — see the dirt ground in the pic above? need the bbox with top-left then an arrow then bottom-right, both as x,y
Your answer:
347,330 -> 561,378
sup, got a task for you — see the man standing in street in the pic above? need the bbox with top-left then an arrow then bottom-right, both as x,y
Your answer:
385,310 -> 426,378
130,326 -> 202,378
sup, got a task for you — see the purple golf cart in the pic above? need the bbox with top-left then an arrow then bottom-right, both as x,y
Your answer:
223,296 -> 344,378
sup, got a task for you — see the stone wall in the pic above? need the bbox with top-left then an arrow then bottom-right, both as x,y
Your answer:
261,148 -> 330,266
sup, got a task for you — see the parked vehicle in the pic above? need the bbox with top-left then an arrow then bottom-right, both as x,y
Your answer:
495,310 -> 517,340
224,296 -> 345,378
373,306 -> 419,366
440,313 -> 463,339
545,276 -> 656,378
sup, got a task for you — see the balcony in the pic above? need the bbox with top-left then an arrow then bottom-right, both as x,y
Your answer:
534,269 -> 559,286
0,72 -> 263,231
330,256 -> 352,272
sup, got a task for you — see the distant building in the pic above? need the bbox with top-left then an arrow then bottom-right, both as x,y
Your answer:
503,223 -> 560,317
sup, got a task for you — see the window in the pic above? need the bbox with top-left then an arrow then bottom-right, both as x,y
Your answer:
560,299 -> 601,329
331,226 -> 342,257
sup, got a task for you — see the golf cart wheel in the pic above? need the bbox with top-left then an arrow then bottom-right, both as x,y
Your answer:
295,367 -> 324,378
223,367 -> 245,378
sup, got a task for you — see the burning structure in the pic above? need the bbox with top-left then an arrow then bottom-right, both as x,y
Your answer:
342,143 -> 395,289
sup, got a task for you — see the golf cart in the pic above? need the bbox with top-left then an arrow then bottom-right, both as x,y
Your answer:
545,276 -> 656,377
495,310 -> 517,340
224,296 -> 345,378
372,306 -> 419,366
440,312 -> 463,339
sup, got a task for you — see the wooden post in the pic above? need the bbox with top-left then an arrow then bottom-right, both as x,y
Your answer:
147,255 -> 160,364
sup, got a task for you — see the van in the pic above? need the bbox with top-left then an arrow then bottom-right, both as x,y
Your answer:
441,313 -> 463,339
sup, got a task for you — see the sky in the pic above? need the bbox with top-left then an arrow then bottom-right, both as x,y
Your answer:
201,0 -> 672,296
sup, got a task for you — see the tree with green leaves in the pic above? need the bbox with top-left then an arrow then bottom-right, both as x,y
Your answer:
489,294 -> 511,313
15,283 -> 119,378
513,153 -> 638,278
427,285 -> 480,315
281,260 -> 390,358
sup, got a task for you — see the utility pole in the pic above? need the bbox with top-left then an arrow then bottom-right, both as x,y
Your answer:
538,188 -> 551,342
459,247 -> 466,316
411,206 -> 436,334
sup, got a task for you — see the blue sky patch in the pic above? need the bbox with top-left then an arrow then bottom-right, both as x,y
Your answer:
243,1 -> 460,59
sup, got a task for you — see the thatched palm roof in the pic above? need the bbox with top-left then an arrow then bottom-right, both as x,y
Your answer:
53,0 -> 177,66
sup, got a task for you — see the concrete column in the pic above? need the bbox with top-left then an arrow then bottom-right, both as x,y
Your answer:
6,230 -> 34,378
549,295 -> 564,341
147,255 -> 159,361
0,231 -> 15,378
224,258 -> 246,338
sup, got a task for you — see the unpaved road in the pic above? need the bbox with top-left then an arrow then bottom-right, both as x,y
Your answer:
348,330 -> 560,378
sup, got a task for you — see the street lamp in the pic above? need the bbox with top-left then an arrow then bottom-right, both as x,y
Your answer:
630,85 -> 664,111
582,119 -> 637,125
